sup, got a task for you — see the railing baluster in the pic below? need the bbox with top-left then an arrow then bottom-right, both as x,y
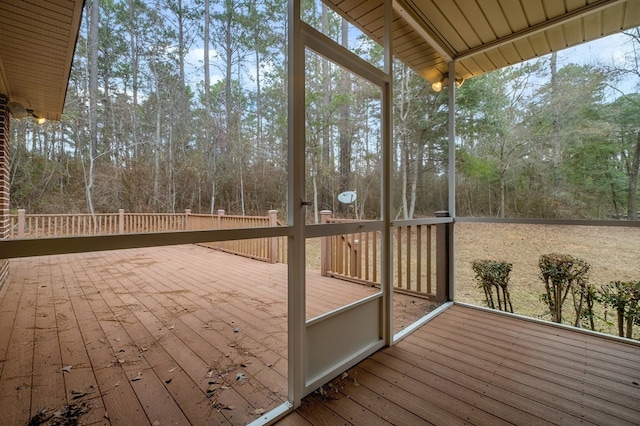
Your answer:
406,225 -> 411,290
396,227 -> 402,289
416,225 -> 422,292
427,225 -> 432,294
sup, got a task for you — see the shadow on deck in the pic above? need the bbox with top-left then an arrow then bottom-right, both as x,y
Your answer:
0,244 -> 438,425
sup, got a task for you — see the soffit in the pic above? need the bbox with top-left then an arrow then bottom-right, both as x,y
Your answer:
0,0 -> 83,121
325,0 -> 640,84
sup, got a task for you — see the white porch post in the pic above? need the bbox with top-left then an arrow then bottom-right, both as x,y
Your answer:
382,0 -> 394,346
448,60 -> 457,301
287,0 -> 306,409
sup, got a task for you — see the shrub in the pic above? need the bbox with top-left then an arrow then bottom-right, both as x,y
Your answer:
471,259 -> 513,312
539,253 -> 591,325
600,281 -> 640,338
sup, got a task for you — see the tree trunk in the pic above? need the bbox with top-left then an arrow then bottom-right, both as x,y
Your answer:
154,77 -> 161,211
338,19 -> 351,216
127,0 -> 139,161
320,4 -> 331,211
550,52 -> 562,194
86,0 -> 99,214
627,131 -> 640,220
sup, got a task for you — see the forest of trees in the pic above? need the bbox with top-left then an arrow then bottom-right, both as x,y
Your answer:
8,0 -> 640,221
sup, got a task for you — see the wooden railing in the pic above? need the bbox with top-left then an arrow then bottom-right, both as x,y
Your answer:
9,209 -> 188,238
8,208 -> 450,299
9,209 -> 284,264
191,210 -> 283,263
320,211 -> 449,300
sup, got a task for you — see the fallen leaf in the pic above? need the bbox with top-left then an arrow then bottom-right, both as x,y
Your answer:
165,378 -> 172,384
61,365 -> 73,373
168,325 -> 175,330
118,359 -> 126,364
224,405 -> 235,410
235,373 -> 246,381
233,327 -> 240,333
169,367 -> 177,373
254,408 -> 266,415
104,411 -> 109,420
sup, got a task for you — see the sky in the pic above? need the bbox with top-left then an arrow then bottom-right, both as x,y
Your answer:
182,24 -> 639,96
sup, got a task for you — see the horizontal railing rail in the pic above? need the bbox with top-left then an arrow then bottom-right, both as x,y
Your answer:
9,209 -> 283,264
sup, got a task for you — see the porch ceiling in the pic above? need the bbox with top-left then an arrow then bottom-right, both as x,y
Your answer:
326,0 -> 640,85
0,0 -> 83,121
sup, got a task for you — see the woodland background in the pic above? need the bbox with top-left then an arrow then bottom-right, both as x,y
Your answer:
8,0 -> 640,222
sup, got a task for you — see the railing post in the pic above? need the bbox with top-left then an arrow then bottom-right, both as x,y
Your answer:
320,210 -> 332,276
268,210 -> 278,264
435,210 -> 450,303
351,238 -> 359,277
17,209 -> 25,238
185,208 -> 191,231
217,209 -> 225,249
118,209 -> 125,234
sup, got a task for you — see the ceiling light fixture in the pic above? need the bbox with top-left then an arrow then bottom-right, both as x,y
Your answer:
431,74 -> 465,92
26,109 -> 46,124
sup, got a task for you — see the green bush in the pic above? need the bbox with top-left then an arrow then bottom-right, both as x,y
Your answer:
471,259 -> 513,312
538,253 -> 592,326
600,281 -> 640,338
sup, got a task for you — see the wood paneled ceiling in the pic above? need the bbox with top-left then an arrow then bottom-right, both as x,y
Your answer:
0,0 -> 83,121
326,0 -> 640,85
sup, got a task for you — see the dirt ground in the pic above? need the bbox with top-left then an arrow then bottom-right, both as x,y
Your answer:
454,222 -> 640,338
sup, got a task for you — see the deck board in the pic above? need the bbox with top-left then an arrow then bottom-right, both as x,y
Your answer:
5,245 -> 636,425
283,304 -> 640,425
0,244 -> 437,425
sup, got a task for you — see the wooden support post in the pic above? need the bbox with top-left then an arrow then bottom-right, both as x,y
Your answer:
17,209 -> 25,238
118,209 -> 125,234
217,209 -> 225,249
185,208 -> 191,231
435,211 -> 450,303
320,210 -> 332,276
268,210 -> 278,264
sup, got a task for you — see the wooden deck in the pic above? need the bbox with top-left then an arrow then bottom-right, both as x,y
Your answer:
281,304 -> 640,425
0,244 -> 438,425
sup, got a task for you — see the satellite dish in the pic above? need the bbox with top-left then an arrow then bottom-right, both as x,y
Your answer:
337,191 -> 357,204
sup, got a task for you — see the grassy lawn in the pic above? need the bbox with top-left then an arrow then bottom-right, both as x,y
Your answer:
454,222 -> 640,339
